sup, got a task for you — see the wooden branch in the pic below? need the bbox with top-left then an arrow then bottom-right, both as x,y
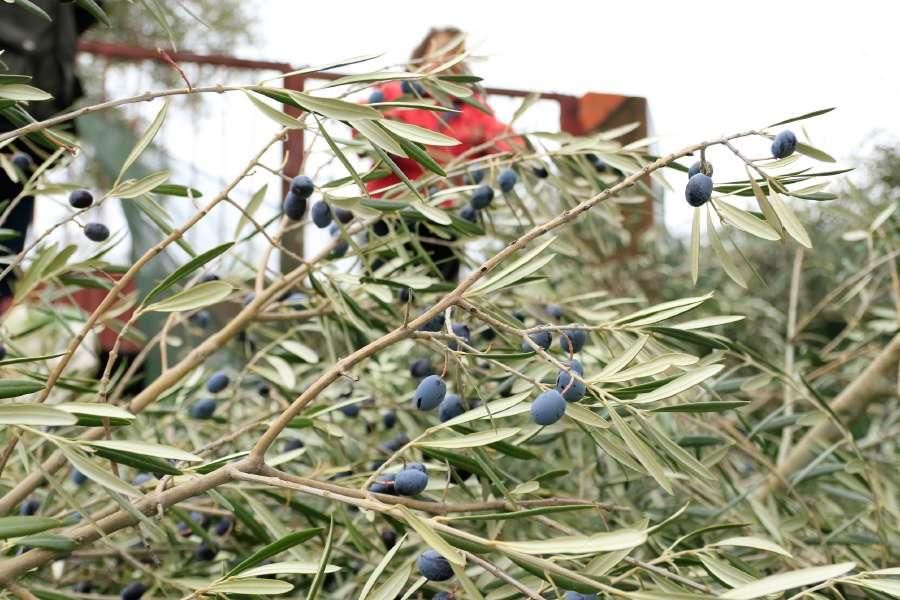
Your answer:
755,332 -> 900,498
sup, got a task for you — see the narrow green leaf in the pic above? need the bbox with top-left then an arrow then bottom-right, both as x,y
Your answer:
143,280 -> 233,313
720,562 -> 856,599
768,191 -> 812,248
360,533 -> 407,600
0,516 -> 62,539
690,206 -> 701,284
633,364 -> 724,404
244,90 -> 304,128
234,561 -> 340,578
395,505 -> 464,566
234,184 -> 268,238
708,210 -> 747,288
0,83 -> 52,101
112,170 -> 172,199
14,533 -> 75,551
117,99 -> 169,182
228,528 -> 322,575
86,440 -> 202,462
208,579 -> 294,595
379,119 -> 459,146
496,528 -> 646,555
710,536 -> 792,557
58,445 -> 141,498
417,427 -> 519,449
0,403 -> 74,425
767,107 -> 835,128
143,242 -> 234,304
305,517 -> 334,600
284,89 -> 380,121
795,141 -> 836,163
713,199 -> 780,240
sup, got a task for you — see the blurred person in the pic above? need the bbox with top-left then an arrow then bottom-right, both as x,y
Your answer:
364,27 -> 521,282
0,0 -> 101,310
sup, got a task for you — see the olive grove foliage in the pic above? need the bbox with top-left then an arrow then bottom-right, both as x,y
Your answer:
0,6 -> 899,600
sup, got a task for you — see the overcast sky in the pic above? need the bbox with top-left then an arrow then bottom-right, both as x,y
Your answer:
37,2 -> 900,264
252,0 -> 899,231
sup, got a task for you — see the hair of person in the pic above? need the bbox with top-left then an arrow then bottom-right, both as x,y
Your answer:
409,27 -> 466,66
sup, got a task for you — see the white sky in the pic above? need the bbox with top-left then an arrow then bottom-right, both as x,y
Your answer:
34,1 -> 900,265
252,0 -> 900,233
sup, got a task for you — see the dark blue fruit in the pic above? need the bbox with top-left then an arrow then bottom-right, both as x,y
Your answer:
194,542 -> 217,561
459,204 -> 477,223
283,438 -> 304,452
413,375 -> 446,410
132,472 -> 152,486
290,175 -> 314,199
214,518 -> 233,536
399,287 -> 413,303
369,473 -> 396,494
73,581 -> 92,593
189,310 -> 210,328
381,528 -> 397,549
449,323 -> 471,350
188,398 -> 217,419
556,360 -> 586,402
382,410 -> 397,429
206,371 -> 230,393
19,498 -> 39,516
257,383 -> 270,396
546,304 -> 564,320
688,160 -> 713,178
410,358 -> 434,378
498,168 -> 518,193
328,224 -> 349,257
382,433 -> 409,452
120,581 -> 147,600
470,184 -> 494,210
283,191 -> 307,220
438,393 -> 465,422
68,189 -> 93,209
417,549 -> 454,581
531,389 -> 566,425
368,89 -> 385,104
771,130 -> 797,159
521,330 -> 552,352
565,592 -> 598,600
334,207 -> 354,223
532,165 -> 549,179
11,153 -> 32,172
586,153 -> 609,173
83,222 -> 110,242
0,344 -> 5,361
433,593 -> 455,600
200,273 -> 219,282
401,80 -> 425,95
394,467 -> 428,495
339,402 -> 360,418
71,469 -> 88,486
311,201 -> 332,228
685,173 -> 713,207
467,167 -> 485,184
372,219 -> 389,236
418,311 -> 445,333
560,327 -> 588,353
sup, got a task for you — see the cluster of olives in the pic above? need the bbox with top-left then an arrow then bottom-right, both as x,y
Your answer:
684,129 -> 797,207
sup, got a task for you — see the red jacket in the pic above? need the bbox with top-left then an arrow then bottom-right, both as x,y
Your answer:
364,81 -> 517,199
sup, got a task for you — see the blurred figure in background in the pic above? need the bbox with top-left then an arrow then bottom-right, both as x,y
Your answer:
365,27 -> 521,282
0,0 -> 101,311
